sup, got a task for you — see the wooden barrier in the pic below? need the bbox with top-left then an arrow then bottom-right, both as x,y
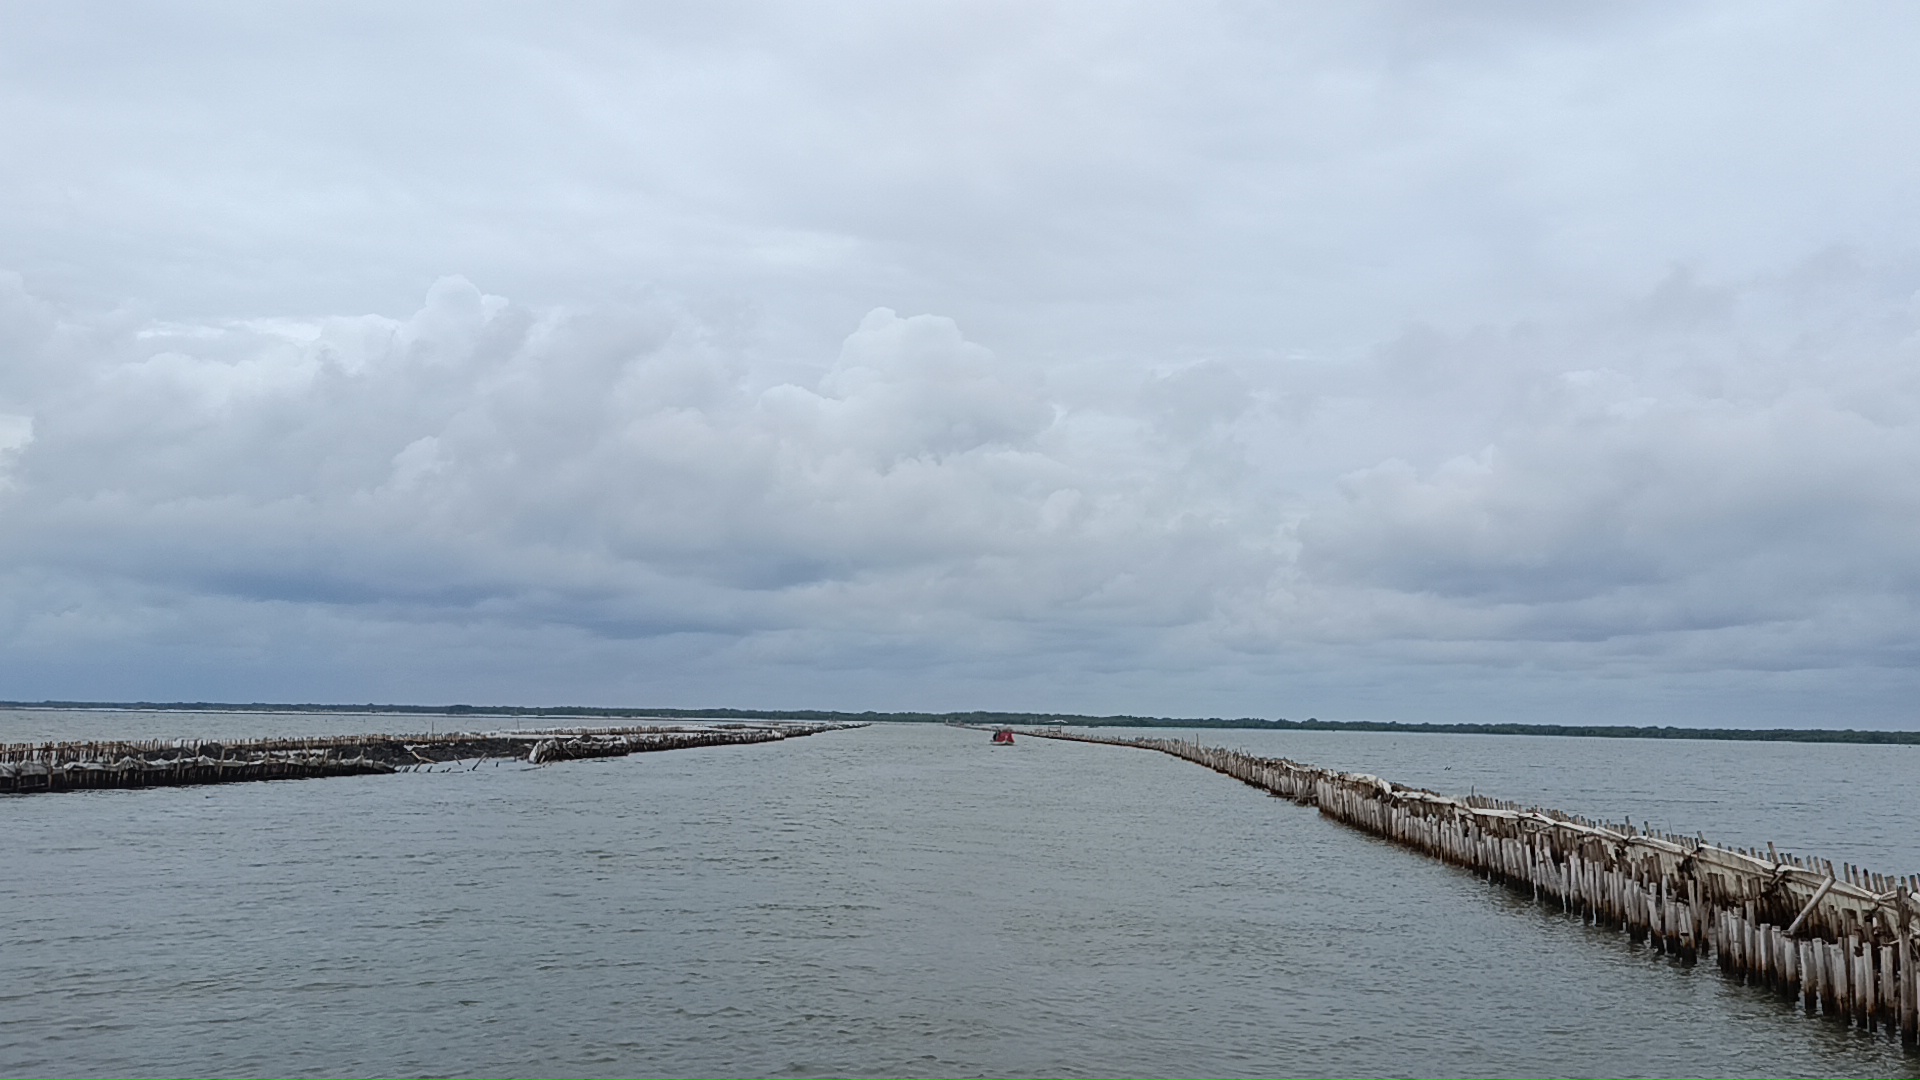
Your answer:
1021,727 -> 1920,1049
0,722 -> 857,795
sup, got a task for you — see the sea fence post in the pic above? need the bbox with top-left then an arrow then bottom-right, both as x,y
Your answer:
3,720 -> 860,796
1016,725 -> 1919,1052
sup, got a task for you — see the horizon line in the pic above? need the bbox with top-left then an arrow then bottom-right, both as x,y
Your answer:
3,700 -> 1916,746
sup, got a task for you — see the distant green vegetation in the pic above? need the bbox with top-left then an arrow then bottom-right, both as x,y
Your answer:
4,699 -> 1919,745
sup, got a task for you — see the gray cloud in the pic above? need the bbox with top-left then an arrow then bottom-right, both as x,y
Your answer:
4,259 -> 1920,722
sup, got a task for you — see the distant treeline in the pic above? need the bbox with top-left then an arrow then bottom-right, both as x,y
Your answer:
4,700 -> 1918,745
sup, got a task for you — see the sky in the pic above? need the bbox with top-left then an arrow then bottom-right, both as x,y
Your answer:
3,1 -> 1920,726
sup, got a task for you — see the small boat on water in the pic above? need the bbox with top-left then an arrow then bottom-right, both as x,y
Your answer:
991,729 -> 1015,745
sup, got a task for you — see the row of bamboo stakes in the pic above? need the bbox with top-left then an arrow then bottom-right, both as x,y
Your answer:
0,723 -> 854,794
1025,728 -> 1920,1049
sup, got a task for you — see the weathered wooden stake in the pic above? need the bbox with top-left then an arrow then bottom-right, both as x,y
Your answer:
1017,726 -> 1920,1053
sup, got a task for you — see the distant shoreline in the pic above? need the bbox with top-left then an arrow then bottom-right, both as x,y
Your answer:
2,700 -> 1917,745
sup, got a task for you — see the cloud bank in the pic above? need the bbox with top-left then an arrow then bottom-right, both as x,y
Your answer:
4,258 -> 1920,724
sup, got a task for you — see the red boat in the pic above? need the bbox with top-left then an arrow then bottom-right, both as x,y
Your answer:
991,729 -> 1015,745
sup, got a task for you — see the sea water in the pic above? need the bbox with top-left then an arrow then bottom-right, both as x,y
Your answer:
4,716 -> 1916,1078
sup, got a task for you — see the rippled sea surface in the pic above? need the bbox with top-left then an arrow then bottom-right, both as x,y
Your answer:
5,713 -> 1919,1079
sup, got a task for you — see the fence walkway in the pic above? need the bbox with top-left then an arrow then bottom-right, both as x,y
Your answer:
0,722 -> 856,794
1021,727 -> 1919,1049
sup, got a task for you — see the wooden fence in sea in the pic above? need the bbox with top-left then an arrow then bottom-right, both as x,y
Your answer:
0,722 -> 854,795
1024,728 -> 1919,1049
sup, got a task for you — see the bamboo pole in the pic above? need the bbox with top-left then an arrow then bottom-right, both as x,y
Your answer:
1015,726 -> 1920,1050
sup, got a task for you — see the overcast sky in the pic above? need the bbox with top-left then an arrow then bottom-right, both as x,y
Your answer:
3,1 -> 1920,725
